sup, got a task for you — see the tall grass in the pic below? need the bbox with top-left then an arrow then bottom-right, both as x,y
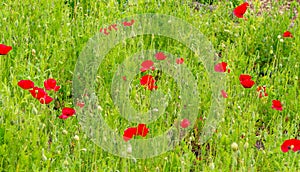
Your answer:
0,0 -> 299,171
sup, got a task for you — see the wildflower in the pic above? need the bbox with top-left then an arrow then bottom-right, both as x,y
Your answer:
29,87 -> 47,99
277,35 -> 282,39
155,52 -> 167,60
44,78 -> 60,91
18,80 -> 35,90
221,90 -> 228,98
123,19 -> 135,27
272,100 -> 283,111
123,127 -> 138,142
231,142 -> 239,151
39,95 -> 54,104
76,101 -> 85,108
214,62 -> 228,72
62,107 -> 76,116
281,139 -> 300,152
108,24 -> 117,31
0,44 -> 12,55
62,129 -> 68,135
176,58 -> 184,64
180,118 -> 190,128
32,49 -> 36,56
140,60 -> 155,72
257,86 -> 268,98
255,140 -> 265,150
239,74 -> 255,88
123,124 -> 149,141
59,114 -> 68,119
22,85 -> 53,104
233,2 -> 249,19
137,124 -> 149,137
140,75 -> 157,90
100,28 -> 109,35
59,107 -> 76,119
283,31 -> 293,38
73,135 -> 80,141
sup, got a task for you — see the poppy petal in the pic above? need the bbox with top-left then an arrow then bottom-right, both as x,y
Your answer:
283,31 -> 293,38
0,44 -> 12,55
221,90 -> 228,98
272,100 -> 283,111
233,2 -> 249,18
29,87 -> 47,99
62,107 -> 76,116
137,124 -> 149,137
123,127 -> 138,141
39,95 -> 53,104
18,80 -> 35,90
155,52 -> 167,60
180,118 -> 190,128
176,58 -> 184,64
214,62 -> 227,72
59,114 -> 69,119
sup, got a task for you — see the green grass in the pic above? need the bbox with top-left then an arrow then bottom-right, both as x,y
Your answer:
0,0 -> 299,171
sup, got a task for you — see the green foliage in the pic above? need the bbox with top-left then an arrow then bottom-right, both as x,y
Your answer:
0,0 -> 299,171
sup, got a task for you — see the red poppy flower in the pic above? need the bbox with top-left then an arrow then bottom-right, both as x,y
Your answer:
281,139 -> 300,152
239,74 -> 252,81
180,118 -> 190,128
140,60 -> 155,72
122,76 -> 127,81
221,90 -> 228,98
239,74 -> 255,88
176,58 -> 184,64
137,124 -> 149,137
272,100 -> 283,111
100,28 -> 109,35
62,107 -> 76,116
141,60 -> 154,68
240,80 -> 255,88
39,95 -> 53,104
214,62 -> 228,72
233,2 -> 249,19
0,44 -> 12,55
257,86 -> 268,98
283,31 -> 293,38
76,102 -> 85,108
140,75 -> 157,90
59,107 -> 76,119
140,75 -> 155,85
44,78 -> 60,91
29,87 -> 47,99
108,24 -> 118,31
155,52 -> 167,60
18,80 -> 35,90
59,114 -> 68,119
147,82 -> 158,91
123,19 -> 135,27
123,127 -> 138,142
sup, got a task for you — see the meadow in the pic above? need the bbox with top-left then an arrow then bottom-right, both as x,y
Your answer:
0,0 -> 299,171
